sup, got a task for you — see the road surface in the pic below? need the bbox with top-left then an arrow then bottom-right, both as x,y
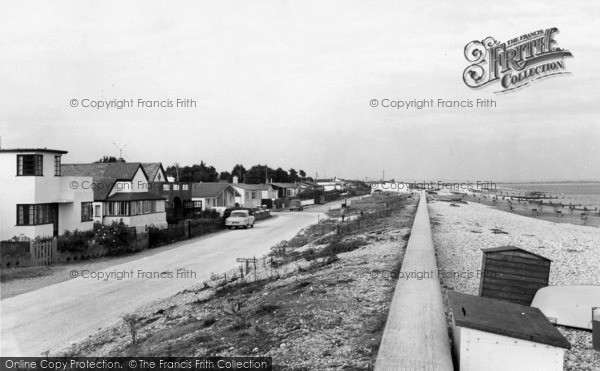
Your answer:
0,205 -> 332,356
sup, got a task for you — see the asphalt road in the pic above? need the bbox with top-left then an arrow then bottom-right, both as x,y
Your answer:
0,205 -> 330,356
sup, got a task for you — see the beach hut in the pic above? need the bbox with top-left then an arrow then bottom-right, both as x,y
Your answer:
449,291 -> 571,371
479,246 -> 551,305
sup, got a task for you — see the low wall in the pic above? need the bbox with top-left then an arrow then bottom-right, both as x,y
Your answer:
254,210 -> 271,221
375,191 -> 453,370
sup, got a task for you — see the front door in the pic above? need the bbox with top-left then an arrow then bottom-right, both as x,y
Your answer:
52,204 -> 59,236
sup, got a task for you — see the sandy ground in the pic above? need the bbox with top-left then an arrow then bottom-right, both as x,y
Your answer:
429,200 -> 600,371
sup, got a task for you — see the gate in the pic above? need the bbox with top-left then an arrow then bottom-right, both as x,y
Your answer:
30,238 -> 57,266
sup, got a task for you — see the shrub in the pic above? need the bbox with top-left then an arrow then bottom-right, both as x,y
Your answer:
56,229 -> 95,253
302,239 -> 368,261
94,221 -> 131,254
149,226 -> 170,248
192,209 -> 221,220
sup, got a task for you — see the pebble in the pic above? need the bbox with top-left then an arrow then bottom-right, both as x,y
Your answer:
431,202 -> 600,371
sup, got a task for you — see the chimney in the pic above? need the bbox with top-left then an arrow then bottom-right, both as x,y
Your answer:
233,175 -> 238,184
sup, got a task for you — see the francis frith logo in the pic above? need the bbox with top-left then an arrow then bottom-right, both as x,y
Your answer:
463,27 -> 573,93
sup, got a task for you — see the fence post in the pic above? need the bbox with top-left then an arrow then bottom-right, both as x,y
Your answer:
51,238 -> 58,264
29,241 -> 35,266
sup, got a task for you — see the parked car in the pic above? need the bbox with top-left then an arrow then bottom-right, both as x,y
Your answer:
225,210 -> 255,229
289,199 -> 304,211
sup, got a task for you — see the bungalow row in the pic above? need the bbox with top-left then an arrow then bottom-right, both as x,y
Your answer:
0,146 -> 328,241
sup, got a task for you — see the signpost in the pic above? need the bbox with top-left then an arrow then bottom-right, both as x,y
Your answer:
236,257 -> 258,279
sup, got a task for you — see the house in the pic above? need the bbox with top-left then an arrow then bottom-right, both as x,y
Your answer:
191,183 -> 239,211
299,180 -> 323,192
0,148 -> 94,240
270,182 -> 301,198
231,182 -> 278,208
141,163 -> 199,220
317,178 -> 348,192
147,180 -> 196,220
370,181 -> 410,194
61,162 -> 167,228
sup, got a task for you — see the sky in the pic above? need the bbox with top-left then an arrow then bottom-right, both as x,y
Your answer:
1,0 -> 599,182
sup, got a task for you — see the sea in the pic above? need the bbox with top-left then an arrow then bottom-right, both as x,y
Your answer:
495,182 -> 600,208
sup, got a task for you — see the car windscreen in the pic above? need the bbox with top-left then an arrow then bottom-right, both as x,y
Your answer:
230,212 -> 247,217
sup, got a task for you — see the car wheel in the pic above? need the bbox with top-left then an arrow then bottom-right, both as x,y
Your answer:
244,224 -> 248,229
229,226 -> 234,230
250,223 -> 254,228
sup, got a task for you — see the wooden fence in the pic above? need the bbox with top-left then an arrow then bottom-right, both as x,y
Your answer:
30,238 -> 57,266
129,229 -> 149,251
335,209 -> 392,236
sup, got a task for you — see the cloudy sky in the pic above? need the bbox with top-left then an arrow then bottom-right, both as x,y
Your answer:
1,0 -> 598,182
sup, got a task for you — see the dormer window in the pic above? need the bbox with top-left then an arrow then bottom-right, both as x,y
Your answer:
17,155 -> 43,176
54,156 -> 61,176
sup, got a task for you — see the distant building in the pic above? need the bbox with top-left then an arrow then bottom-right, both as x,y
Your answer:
370,181 -> 410,194
299,180 -> 323,192
231,177 -> 278,208
62,162 -> 167,228
0,148 -> 94,240
270,182 -> 300,198
316,177 -> 348,192
191,183 -> 239,211
147,180 -> 195,220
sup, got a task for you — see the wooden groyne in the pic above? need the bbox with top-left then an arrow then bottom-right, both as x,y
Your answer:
374,191 -> 453,370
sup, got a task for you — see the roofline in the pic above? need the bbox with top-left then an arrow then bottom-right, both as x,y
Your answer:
481,246 -> 552,261
0,148 -> 68,154
192,183 -> 240,198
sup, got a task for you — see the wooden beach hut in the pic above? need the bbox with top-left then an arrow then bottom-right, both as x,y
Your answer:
479,246 -> 551,305
449,291 -> 571,371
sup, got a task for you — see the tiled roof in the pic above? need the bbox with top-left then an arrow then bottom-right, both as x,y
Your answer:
192,183 -> 239,198
105,192 -> 166,201
231,183 -> 271,191
270,182 -> 299,189
141,163 -> 164,182
62,162 -> 145,200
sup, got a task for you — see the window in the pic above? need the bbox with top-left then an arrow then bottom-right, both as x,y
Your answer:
173,184 -> 179,191
94,205 -> 101,217
54,156 -> 61,176
17,155 -> 43,176
139,200 -> 156,214
184,201 -> 202,209
104,201 -> 129,216
182,184 -> 189,190
163,184 -> 170,191
81,202 -> 93,222
17,204 -> 56,225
